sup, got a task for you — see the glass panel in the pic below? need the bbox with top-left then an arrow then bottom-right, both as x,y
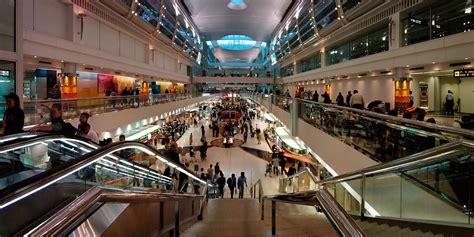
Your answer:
402,11 -> 430,46
297,100 -> 451,162
335,180 -> 361,215
327,43 -> 350,65
432,0 -> 474,39
0,61 -> 15,117
364,173 -> 402,218
0,0 -> 15,52
0,138 -> 96,191
350,35 -> 368,59
368,27 -> 389,55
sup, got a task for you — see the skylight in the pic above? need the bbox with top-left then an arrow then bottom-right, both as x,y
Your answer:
217,35 -> 256,51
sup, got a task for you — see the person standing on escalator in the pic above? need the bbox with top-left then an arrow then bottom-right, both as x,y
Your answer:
217,173 -> 226,198
1,93 -> 24,135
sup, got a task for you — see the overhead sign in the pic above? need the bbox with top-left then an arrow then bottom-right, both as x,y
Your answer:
453,69 -> 474,78
0,70 -> 10,77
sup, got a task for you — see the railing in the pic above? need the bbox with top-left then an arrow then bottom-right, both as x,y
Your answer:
0,93 -> 195,126
278,140 -> 474,228
0,137 -> 213,235
27,186 -> 207,236
248,93 -> 474,163
279,167 -> 320,193
250,179 -> 265,221
263,189 -> 365,236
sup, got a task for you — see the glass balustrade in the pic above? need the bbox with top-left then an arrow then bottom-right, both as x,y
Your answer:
0,93 -> 194,126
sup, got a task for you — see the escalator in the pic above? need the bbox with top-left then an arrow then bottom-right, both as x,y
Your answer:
0,133 -> 208,236
276,141 -> 474,236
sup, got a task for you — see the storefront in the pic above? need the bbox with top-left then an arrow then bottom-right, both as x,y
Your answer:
411,71 -> 474,114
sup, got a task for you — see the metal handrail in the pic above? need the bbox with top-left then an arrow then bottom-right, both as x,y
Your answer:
263,190 -> 365,237
272,94 -> 474,139
27,186 -> 205,236
0,139 -> 208,209
313,140 -> 472,186
0,93 -> 192,105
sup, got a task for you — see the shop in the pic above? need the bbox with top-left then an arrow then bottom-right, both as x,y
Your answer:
411,71 -> 474,114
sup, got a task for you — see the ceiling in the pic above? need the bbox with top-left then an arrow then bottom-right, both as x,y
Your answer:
182,0 -> 294,66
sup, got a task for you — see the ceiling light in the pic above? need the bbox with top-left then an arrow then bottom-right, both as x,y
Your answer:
228,0 -> 247,10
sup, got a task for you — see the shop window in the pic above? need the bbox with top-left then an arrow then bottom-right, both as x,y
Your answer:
0,0 -> 15,52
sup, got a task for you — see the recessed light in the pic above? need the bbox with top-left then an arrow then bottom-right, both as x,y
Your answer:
33,56 -> 37,58
465,57 -> 469,60
61,60 -> 64,63
432,62 -> 435,64
406,65 -> 410,67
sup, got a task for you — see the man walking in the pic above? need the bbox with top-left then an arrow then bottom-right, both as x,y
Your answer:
227,174 -> 237,199
237,172 -> 247,198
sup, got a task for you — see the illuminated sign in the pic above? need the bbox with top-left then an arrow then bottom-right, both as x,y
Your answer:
453,69 -> 474,78
0,70 -> 10,77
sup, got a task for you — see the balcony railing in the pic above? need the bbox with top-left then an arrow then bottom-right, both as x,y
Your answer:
0,93 -> 195,127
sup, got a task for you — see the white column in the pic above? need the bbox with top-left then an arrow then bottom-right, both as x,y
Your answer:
15,0 -> 24,107
389,12 -> 401,50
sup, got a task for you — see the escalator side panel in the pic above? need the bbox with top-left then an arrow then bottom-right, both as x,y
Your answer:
101,202 -> 162,237
68,203 -> 129,237
0,182 -> 89,236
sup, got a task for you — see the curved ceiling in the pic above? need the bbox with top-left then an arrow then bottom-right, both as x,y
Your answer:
182,0 -> 294,65
183,0 -> 292,41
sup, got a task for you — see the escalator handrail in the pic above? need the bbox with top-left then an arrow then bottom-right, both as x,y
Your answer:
0,133 -> 99,150
27,186 -> 206,236
271,94 -> 474,139
0,140 -> 209,209
313,140 -> 472,185
263,189 -> 365,237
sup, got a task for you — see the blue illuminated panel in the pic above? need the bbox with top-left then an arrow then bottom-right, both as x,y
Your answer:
217,35 -> 256,51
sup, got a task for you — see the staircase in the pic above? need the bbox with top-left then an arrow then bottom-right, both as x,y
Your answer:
355,219 -> 445,237
182,198 -> 338,237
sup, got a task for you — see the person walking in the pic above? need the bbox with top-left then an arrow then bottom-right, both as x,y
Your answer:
227,174 -> 237,199
237,172 -> 247,198
255,126 -> 262,144
272,155 -> 280,176
2,93 -> 24,135
336,92 -> 344,106
409,91 -> 414,107
217,173 -> 226,198
214,162 -> 220,177
279,158 -> 287,176
312,91 -> 319,102
345,91 -> 352,107
199,141 -> 208,161
350,90 -> 365,110
207,164 -> 214,181
201,124 -> 205,137
445,90 -> 455,115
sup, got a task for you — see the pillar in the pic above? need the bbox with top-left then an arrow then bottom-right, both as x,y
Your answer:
290,99 -> 299,136
389,12 -> 401,50
15,0 -> 24,107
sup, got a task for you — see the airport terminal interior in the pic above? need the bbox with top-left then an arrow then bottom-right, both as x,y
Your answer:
1,0 -> 474,236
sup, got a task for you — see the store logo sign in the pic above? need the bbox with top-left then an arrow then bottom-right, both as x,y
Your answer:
0,70 -> 10,77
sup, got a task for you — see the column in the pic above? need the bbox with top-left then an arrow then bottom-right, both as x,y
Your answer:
320,49 -> 327,68
290,99 -> 299,136
389,12 -> 401,50
15,0 -> 24,107
63,63 -> 77,76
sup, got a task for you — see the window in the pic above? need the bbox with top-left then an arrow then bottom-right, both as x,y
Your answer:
0,0 -> 15,52
0,61 -> 15,116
